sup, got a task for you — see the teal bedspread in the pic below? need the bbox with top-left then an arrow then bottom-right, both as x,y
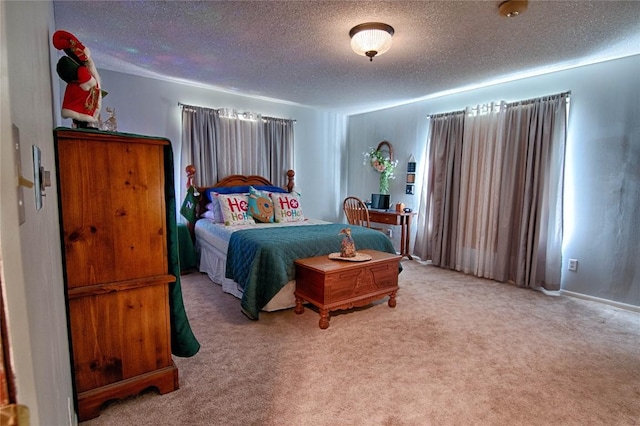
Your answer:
225,223 -> 399,320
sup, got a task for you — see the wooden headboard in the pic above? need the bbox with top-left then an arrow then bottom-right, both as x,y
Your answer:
185,165 -> 296,227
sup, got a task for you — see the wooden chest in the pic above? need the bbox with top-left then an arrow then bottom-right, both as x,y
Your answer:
294,249 -> 401,329
54,129 -> 178,421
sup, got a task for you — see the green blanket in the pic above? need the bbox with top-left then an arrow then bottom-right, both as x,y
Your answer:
226,223 -> 399,320
164,146 -> 201,357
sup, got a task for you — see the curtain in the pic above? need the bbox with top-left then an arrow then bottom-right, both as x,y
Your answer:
494,94 -> 568,289
180,105 -> 219,192
180,104 -> 294,195
415,92 -> 568,290
456,102 -> 506,277
414,110 -> 465,268
264,117 -> 295,187
215,109 -> 267,179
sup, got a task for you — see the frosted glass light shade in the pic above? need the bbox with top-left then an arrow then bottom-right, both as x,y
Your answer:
349,23 -> 394,61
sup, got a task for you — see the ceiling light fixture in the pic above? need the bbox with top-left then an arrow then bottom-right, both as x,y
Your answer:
499,0 -> 528,17
349,22 -> 394,62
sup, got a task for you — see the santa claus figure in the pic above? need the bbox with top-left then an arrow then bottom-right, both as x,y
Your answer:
52,30 -> 103,128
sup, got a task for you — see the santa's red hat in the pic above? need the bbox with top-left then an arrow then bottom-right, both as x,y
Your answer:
52,30 -> 88,62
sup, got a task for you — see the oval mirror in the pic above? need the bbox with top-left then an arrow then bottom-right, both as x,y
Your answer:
376,141 -> 394,161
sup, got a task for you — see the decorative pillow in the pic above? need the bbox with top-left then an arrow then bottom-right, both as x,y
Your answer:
271,192 -> 305,223
216,193 -> 255,226
247,186 -> 275,223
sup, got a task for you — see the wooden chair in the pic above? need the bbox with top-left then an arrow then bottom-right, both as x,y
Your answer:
343,196 -> 372,228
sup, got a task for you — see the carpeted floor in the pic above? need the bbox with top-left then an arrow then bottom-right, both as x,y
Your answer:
82,260 -> 640,426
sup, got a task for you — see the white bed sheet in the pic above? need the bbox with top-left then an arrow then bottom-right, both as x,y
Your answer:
194,218 -> 330,312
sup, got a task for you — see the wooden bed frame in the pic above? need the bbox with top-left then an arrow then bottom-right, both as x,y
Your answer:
183,165 -> 400,320
184,165 -> 295,235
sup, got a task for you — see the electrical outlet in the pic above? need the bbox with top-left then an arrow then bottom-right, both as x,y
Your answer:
568,259 -> 578,271
386,228 -> 393,238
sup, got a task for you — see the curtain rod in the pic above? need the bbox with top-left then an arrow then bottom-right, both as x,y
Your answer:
505,91 -> 571,108
426,91 -> 571,119
426,109 -> 465,119
178,102 -> 296,122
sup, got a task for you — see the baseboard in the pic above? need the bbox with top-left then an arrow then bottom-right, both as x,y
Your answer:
411,262 -> 639,313
560,290 -> 640,313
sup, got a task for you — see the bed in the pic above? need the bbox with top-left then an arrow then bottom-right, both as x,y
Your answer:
188,167 -> 399,320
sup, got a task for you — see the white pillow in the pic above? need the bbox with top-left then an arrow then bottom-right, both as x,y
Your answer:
216,193 -> 255,226
271,192 -> 305,223
201,210 -> 216,220
202,199 -> 224,223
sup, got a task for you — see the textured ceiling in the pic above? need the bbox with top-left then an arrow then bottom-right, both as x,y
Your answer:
52,1 -> 640,115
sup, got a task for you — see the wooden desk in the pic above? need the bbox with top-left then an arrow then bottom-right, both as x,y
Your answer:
368,210 -> 417,260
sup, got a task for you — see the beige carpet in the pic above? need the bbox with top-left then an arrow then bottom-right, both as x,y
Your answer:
82,261 -> 640,426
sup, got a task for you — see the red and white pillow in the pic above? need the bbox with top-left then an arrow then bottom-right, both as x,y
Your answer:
270,192 -> 305,223
216,193 -> 255,226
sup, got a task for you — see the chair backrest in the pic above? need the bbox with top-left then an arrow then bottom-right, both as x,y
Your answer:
343,196 -> 371,228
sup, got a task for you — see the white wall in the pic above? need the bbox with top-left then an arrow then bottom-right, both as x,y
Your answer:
2,1 -> 74,425
63,70 -> 349,223
347,55 -> 640,307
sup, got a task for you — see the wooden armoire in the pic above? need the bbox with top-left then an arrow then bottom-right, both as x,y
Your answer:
54,128 -> 179,421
